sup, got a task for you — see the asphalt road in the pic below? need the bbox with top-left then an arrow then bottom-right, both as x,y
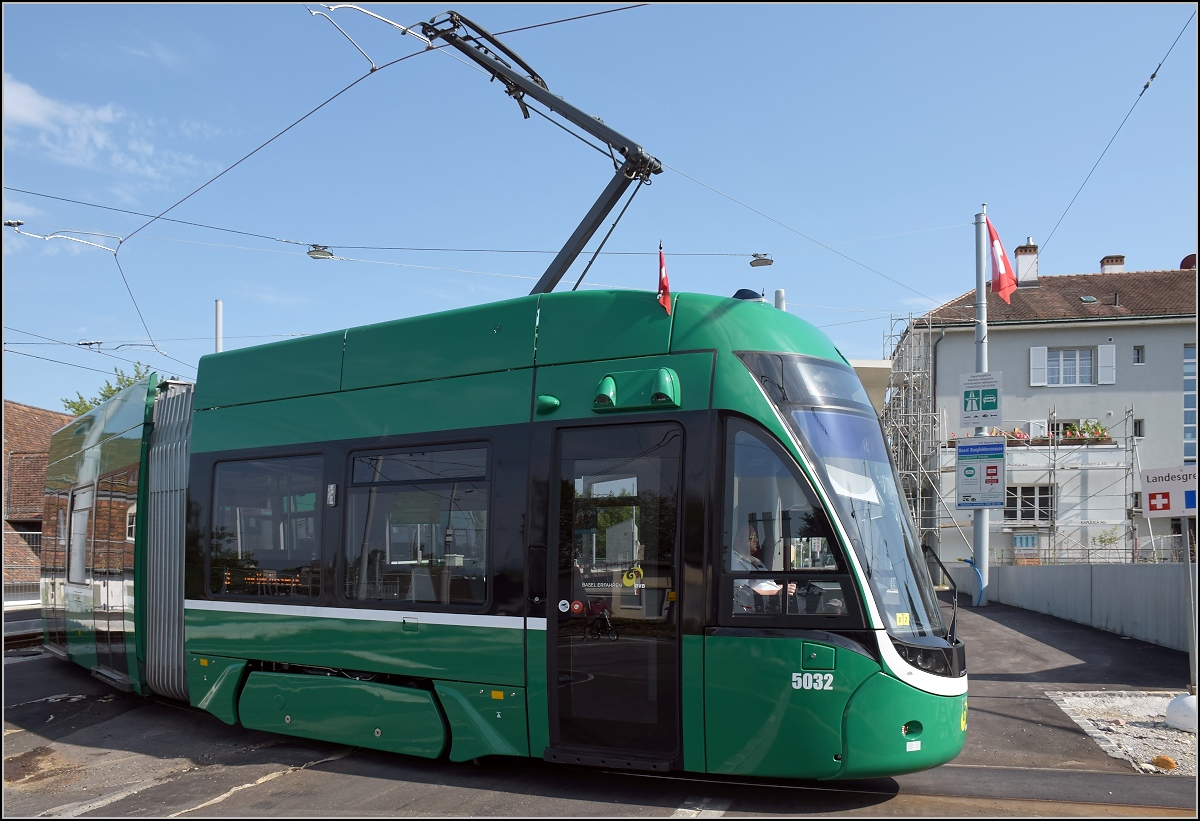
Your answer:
3,598 -> 1196,817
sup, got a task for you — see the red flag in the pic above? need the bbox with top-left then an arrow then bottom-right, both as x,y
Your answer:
657,242 -> 671,315
987,216 -> 1016,304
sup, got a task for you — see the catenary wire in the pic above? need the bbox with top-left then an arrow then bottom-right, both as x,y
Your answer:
1,192 -> 759,258
4,349 -> 133,377
1039,10 -> 1195,254
4,326 -> 197,373
662,162 -> 941,305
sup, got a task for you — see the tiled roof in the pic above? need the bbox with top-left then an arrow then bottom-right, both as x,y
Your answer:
4,400 -> 76,523
925,269 -> 1197,326
4,400 -> 75,452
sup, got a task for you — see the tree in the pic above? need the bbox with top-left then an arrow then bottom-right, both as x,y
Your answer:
61,363 -> 152,415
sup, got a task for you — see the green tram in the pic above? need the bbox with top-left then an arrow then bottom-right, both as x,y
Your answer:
41,287 -> 967,780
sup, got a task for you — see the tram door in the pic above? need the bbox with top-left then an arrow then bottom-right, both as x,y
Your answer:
547,423 -> 682,765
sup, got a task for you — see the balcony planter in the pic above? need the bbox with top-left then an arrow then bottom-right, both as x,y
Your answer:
1062,436 -> 1114,446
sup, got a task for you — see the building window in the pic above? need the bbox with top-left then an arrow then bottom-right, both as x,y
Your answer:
1004,485 -> 1055,522
125,504 -> 137,541
1131,492 -> 1141,512
1186,344 -> 1196,464
1133,419 -> 1145,438
1050,419 -> 1079,437
1030,345 -> 1114,386
1047,349 -> 1093,385
1133,345 -> 1145,364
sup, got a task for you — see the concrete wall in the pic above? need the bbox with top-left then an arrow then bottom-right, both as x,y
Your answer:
945,562 -> 1195,651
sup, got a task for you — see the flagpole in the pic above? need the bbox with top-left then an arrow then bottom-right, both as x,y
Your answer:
973,205 -> 990,606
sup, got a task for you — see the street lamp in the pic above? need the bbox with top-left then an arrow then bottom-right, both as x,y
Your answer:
750,253 -> 773,267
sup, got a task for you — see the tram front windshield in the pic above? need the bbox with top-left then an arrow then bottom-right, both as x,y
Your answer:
739,352 -> 946,640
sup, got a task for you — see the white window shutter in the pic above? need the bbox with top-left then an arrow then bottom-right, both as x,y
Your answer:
1029,347 -> 1047,386
1098,344 -> 1116,384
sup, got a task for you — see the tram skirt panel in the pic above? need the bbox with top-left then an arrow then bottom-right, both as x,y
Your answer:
238,672 -> 447,758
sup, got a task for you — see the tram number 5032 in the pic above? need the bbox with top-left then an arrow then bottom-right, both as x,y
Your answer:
792,672 -> 835,690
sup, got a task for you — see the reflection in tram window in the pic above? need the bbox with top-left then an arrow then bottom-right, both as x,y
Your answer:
555,423 -> 681,756
721,419 -> 861,626
209,456 -> 323,598
345,445 -> 489,606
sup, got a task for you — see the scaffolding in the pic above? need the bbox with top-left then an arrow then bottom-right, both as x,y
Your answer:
880,314 -> 1143,565
882,314 -> 941,550
1040,405 -> 1137,563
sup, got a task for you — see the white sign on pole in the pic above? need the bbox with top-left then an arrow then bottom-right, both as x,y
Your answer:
960,372 -> 1003,427
956,437 -> 1006,509
1140,465 -> 1198,519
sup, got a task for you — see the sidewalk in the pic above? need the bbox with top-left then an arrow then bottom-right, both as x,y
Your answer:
891,595 -> 1196,809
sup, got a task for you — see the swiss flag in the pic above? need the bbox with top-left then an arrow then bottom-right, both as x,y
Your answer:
1149,492 -> 1171,511
657,242 -> 671,315
987,216 -> 1016,304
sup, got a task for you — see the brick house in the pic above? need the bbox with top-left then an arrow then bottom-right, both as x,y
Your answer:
4,400 -> 76,588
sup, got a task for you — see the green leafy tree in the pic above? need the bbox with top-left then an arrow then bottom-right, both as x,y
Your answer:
61,363 -> 152,415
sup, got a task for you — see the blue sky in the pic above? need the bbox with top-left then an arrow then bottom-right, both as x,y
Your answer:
3,3 -> 1196,414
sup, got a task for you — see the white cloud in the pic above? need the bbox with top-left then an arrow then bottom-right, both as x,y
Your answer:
119,42 -> 184,70
2,72 -> 222,186
3,72 -> 118,169
2,195 -> 46,221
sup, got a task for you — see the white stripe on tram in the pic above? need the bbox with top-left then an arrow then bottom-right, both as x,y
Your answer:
184,599 -> 545,630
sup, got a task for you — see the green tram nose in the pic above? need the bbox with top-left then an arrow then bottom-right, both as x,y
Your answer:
702,634 -> 966,780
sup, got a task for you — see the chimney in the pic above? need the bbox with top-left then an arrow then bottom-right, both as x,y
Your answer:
1014,237 -> 1039,286
1100,254 -> 1125,273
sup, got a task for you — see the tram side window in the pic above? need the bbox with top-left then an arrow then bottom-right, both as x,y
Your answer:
344,445 -> 489,607
67,487 -> 95,585
209,456 -> 323,598
723,420 -> 859,624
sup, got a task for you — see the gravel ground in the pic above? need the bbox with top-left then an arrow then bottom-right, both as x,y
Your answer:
1047,690 -> 1197,776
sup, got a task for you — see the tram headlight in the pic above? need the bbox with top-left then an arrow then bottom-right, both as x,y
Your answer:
891,637 -> 957,677
915,650 -> 947,674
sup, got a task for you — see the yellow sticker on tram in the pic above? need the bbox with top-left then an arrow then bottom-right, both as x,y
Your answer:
895,612 -> 911,626
491,690 -> 504,700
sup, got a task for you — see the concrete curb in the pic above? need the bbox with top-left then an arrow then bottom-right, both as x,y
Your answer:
1046,690 -> 1127,760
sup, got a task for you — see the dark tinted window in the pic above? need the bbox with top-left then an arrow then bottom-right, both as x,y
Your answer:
345,445 -> 489,607
210,456 -> 323,598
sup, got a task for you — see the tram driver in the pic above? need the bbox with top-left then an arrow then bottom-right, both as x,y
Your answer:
731,524 -> 798,613
732,523 -> 768,572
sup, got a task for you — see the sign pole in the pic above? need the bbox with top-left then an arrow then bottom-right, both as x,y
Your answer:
973,206 -> 990,605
